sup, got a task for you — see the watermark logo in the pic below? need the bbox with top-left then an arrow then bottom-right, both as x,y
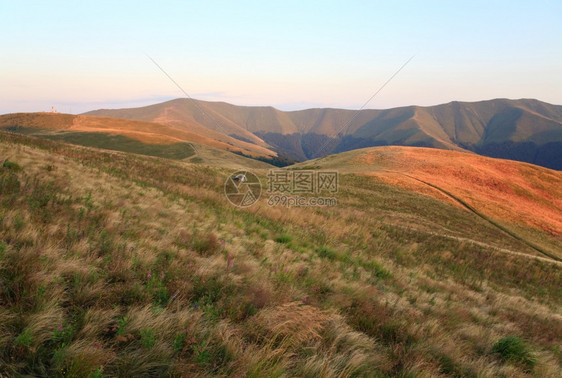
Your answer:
266,169 -> 338,207
267,194 -> 338,207
224,169 -> 339,208
267,170 -> 338,194
224,171 -> 262,207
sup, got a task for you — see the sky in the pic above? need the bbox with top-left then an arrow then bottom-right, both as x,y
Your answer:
1,0 -> 561,114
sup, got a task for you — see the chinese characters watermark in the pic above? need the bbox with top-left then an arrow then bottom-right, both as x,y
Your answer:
266,169 -> 338,207
224,169 -> 338,208
267,170 -> 338,194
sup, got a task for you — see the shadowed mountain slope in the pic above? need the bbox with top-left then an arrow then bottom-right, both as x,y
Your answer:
85,98 -> 562,168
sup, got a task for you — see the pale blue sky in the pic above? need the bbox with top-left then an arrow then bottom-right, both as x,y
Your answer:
1,0 -> 561,114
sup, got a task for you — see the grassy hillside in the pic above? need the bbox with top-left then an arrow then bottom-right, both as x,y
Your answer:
295,146 -> 562,260
0,132 -> 561,376
183,144 -> 274,169
85,98 -> 562,168
0,113 -> 277,159
84,99 -> 274,148
43,132 -> 196,160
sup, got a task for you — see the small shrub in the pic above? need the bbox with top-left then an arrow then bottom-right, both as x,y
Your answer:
316,246 -> 337,260
140,327 -> 156,349
146,276 -> 169,306
27,181 -> 55,209
248,286 -> 270,309
380,320 -> 414,345
193,233 -> 221,256
2,160 -> 22,171
97,230 -> 114,255
15,328 -> 33,348
492,336 -> 535,369
52,346 -> 68,372
360,259 -> 391,279
192,340 -> 229,367
437,353 -> 457,375
173,332 -> 187,354
89,368 -> 103,378
53,323 -> 74,346
274,234 -> 292,244
0,172 -> 21,194
116,316 -> 128,336
14,214 -> 25,232
194,342 -> 212,364
192,276 -> 231,306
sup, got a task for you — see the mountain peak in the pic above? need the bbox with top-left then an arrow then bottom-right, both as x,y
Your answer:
82,98 -> 562,169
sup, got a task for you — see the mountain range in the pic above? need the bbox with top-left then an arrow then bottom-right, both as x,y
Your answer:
83,97 -> 562,169
1,98 -> 561,170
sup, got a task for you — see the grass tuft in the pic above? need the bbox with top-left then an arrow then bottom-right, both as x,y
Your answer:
316,246 -> 338,260
193,232 -> 221,256
274,234 -> 292,244
2,160 -> 22,171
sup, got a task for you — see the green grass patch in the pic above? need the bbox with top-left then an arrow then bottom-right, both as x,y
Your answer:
274,234 -> 293,244
192,232 -> 221,256
15,328 -> 33,348
140,327 -> 156,349
492,336 -> 536,369
0,171 -> 21,195
2,160 -> 22,171
316,246 -> 338,260
38,131 -> 195,159
358,258 -> 391,279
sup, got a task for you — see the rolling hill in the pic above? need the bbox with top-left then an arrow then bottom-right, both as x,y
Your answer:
85,98 -> 562,169
1,131 -> 560,376
0,112 -> 278,161
293,146 -> 562,260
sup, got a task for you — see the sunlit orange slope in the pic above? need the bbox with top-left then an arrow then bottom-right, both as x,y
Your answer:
0,112 -> 277,158
304,146 -> 562,238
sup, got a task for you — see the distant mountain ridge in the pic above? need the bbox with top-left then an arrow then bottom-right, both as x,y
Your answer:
0,112 -> 278,160
84,98 -> 562,169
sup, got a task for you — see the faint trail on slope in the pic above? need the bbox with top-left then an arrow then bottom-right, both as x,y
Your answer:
384,170 -> 562,263
390,223 -> 562,266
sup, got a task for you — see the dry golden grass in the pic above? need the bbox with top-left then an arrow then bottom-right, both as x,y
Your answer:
355,147 -> 562,238
1,133 -> 561,377
0,112 -> 277,158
